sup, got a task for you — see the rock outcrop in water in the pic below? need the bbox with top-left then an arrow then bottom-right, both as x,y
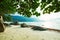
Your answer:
31,26 -> 48,31
21,23 -> 29,28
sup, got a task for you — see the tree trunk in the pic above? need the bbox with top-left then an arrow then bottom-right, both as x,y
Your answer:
0,16 -> 5,32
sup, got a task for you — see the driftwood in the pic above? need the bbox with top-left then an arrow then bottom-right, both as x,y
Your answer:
47,28 -> 60,32
0,16 -> 5,32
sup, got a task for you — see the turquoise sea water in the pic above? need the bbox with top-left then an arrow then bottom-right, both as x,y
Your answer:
11,16 -> 42,22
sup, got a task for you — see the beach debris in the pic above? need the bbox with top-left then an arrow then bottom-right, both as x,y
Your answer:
47,28 -> 60,32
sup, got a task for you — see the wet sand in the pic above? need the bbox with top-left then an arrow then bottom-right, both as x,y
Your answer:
0,26 -> 60,40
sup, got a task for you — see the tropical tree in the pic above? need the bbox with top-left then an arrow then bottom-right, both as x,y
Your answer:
40,0 -> 60,14
0,0 -> 60,20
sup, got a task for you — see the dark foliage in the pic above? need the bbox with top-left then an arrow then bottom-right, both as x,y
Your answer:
0,0 -> 60,21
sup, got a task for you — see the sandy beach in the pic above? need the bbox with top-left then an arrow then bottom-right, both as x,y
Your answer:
0,25 -> 60,40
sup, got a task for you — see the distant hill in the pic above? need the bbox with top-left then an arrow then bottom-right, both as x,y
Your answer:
11,16 -> 44,22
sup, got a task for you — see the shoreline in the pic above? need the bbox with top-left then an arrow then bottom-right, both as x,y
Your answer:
4,22 -> 60,30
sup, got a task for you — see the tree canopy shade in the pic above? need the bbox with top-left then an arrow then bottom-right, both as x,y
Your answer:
0,0 -> 60,17
40,0 -> 60,14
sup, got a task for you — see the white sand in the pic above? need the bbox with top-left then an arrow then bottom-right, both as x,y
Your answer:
0,26 -> 60,40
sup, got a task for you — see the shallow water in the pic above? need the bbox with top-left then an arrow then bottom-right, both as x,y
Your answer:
4,21 -> 60,30
18,22 -> 60,30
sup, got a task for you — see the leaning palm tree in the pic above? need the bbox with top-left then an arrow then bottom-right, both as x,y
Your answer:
0,16 -> 5,32
0,0 -> 16,32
